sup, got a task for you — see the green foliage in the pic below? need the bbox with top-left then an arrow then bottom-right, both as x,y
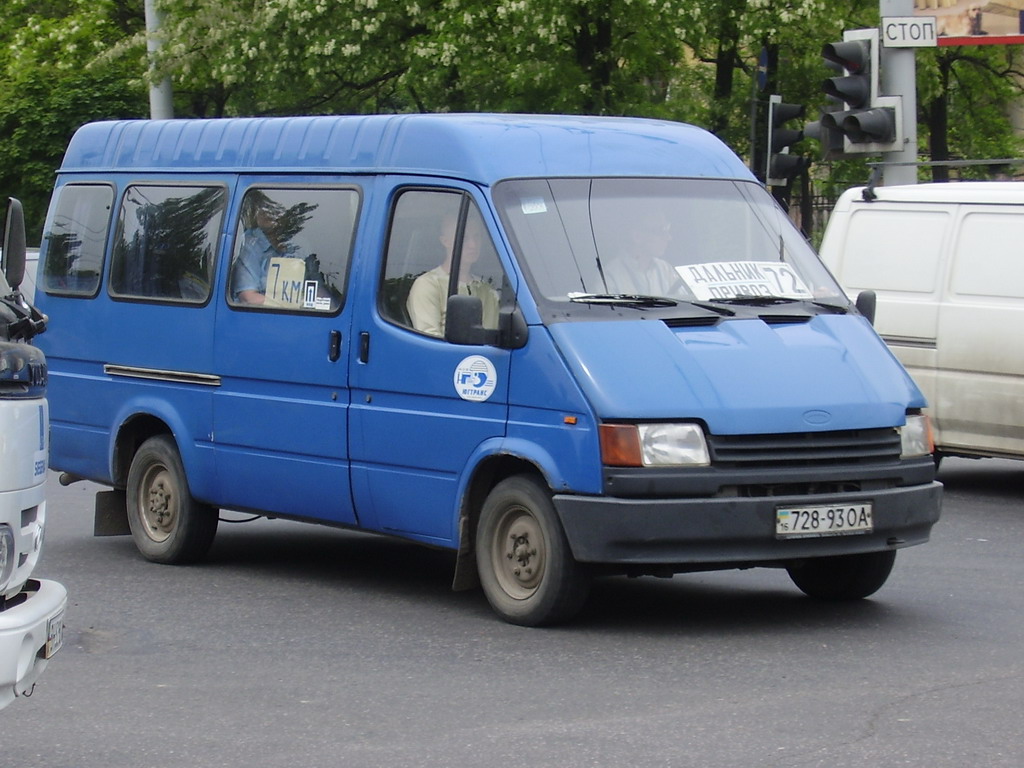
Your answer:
0,0 -> 148,240
916,45 -> 1024,178
1,0 -> 1023,242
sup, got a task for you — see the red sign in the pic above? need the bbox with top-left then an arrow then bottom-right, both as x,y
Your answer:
915,1 -> 1024,46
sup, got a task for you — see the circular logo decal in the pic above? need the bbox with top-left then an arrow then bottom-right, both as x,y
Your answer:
454,356 -> 498,402
802,409 -> 832,426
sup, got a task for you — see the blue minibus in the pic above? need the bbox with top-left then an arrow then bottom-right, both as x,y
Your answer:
34,114 -> 941,625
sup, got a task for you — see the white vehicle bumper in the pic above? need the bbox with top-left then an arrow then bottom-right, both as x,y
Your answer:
0,578 -> 67,709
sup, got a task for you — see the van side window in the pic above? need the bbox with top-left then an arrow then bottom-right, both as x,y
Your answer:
41,184 -> 114,297
381,190 -> 510,338
109,185 -> 226,303
228,187 -> 357,312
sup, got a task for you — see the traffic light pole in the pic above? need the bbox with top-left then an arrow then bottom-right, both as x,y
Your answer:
144,0 -> 174,120
880,0 -> 917,185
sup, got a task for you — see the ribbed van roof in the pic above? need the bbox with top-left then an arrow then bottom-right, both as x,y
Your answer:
59,113 -> 755,184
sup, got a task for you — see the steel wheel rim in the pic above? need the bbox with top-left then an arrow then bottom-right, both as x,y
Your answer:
138,464 -> 178,543
491,505 -> 546,600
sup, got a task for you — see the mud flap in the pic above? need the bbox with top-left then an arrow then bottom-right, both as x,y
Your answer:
94,489 -> 130,536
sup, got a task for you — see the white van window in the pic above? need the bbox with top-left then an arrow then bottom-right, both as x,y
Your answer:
952,210 -> 1024,299
843,209 -> 948,294
494,177 -> 843,305
41,184 -> 113,297
381,190 -> 509,338
228,187 -> 356,312
109,185 -> 226,303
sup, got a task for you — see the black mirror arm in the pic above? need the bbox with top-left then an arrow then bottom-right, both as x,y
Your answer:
855,289 -> 877,326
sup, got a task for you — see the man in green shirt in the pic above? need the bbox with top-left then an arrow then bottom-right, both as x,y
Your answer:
407,212 -> 500,337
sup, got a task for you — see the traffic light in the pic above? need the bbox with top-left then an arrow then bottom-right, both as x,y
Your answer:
803,111 -> 845,160
766,94 -> 809,187
820,28 -> 902,154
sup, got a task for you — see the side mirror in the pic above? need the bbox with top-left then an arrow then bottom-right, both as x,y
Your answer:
2,197 -> 27,291
445,295 -> 499,346
855,289 -> 876,326
445,294 -> 528,349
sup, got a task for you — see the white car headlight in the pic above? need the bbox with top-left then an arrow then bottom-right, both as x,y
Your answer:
600,423 -> 710,467
637,423 -> 710,466
900,413 -> 934,458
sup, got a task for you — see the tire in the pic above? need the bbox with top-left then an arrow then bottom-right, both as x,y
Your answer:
787,550 -> 897,601
476,475 -> 591,626
126,434 -> 218,564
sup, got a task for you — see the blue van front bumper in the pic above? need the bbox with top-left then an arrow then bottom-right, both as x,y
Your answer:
553,481 -> 942,566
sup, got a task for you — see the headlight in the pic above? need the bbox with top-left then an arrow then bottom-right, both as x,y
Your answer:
600,423 -> 710,467
0,342 -> 46,398
900,413 -> 934,458
0,524 -> 14,594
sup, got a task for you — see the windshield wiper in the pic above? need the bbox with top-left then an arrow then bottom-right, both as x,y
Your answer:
713,294 -> 799,306
711,294 -> 848,314
568,292 -> 678,308
685,300 -> 736,316
806,301 -> 848,314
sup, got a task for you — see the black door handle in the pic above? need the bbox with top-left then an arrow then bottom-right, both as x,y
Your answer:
358,331 -> 370,363
328,330 -> 342,362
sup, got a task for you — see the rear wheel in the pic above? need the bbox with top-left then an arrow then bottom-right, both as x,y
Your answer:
787,550 -> 897,600
476,475 -> 591,626
126,435 -> 218,564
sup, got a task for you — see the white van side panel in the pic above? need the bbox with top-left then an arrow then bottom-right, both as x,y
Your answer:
824,205 -> 952,438
840,207 -> 949,341
821,185 -> 1024,461
937,207 -> 1024,456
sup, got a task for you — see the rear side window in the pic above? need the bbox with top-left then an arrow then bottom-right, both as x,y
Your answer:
109,184 -> 227,303
41,184 -> 114,296
227,186 -> 358,312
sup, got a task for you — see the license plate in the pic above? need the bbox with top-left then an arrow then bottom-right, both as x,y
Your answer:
45,610 -> 64,659
776,503 -> 873,538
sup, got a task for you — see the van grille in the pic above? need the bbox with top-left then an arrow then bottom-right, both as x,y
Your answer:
708,428 -> 902,468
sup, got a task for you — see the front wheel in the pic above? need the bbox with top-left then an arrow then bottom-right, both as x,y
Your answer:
126,434 -> 218,564
787,550 -> 897,600
476,475 -> 591,626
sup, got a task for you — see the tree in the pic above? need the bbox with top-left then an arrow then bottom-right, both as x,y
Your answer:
148,0 -> 696,118
0,0 -> 148,240
917,45 -> 1024,182
3,0 -> 1024,242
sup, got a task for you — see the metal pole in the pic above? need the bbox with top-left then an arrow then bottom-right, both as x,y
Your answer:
880,0 -> 917,185
144,0 -> 174,120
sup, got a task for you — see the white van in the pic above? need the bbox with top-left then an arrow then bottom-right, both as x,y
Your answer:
0,199 -> 64,707
819,182 -> 1024,463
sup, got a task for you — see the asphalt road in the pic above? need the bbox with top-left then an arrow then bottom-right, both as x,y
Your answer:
6,457 -> 1023,768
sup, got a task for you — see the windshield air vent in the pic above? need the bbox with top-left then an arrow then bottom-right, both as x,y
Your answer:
662,316 -> 722,329
760,314 -> 813,325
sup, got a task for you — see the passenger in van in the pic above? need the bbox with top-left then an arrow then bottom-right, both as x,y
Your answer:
231,196 -> 296,305
406,212 -> 500,337
603,210 -> 685,297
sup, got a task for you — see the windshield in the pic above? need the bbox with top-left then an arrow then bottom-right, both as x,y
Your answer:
493,178 -> 847,313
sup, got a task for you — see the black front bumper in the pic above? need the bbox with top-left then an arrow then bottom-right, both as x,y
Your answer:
554,481 -> 942,567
